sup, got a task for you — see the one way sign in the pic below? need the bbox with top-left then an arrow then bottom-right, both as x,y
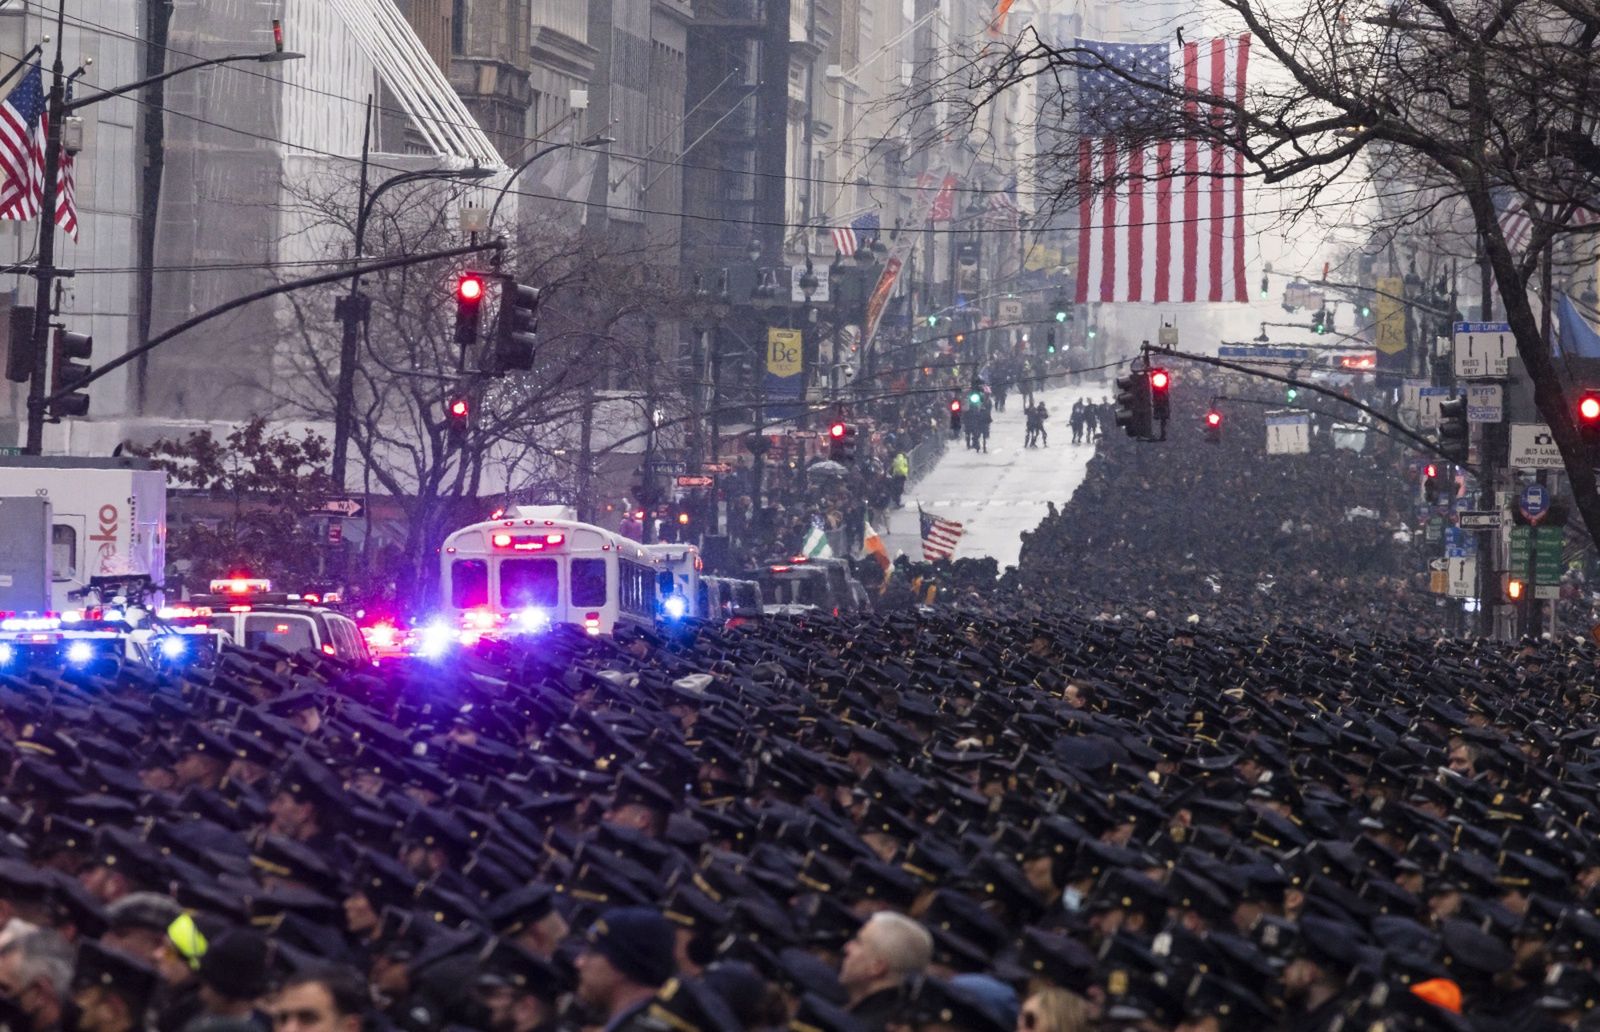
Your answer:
311,498 -> 365,518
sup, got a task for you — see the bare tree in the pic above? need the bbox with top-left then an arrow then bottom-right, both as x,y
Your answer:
270,173 -> 693,602
909,3 -> 1600,548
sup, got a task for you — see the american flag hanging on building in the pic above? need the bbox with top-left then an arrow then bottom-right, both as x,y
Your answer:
832,211 -> 880,257
0,65 -> 78,240
1492,190 -> 1597,255
918,506 -> 965,561
1074,35 -> 1249,303
985,175 -> 1022,227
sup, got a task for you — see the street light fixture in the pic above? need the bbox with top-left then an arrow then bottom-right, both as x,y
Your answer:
485,130 -> 616,230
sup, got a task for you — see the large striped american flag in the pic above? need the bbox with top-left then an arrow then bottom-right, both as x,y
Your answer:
919,506 -> 965,562
1074,35 -> 1250,304
832,211 -> 880,257
0,66 -> 78,241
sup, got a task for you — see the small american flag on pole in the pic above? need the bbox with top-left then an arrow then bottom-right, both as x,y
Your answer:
918,506 -> 965,561
832,211 -> 880,257
0,65 -> 78,240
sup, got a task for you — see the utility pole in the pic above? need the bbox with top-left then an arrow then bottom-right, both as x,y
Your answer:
23,2 -> 67,455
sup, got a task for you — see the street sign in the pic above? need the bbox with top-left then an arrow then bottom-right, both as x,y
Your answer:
1425,515 -> 1445,543
1428,558 -> 1449,572
327,521 -> 343,544
1535,585 -> 1561,600
1218,346 -> 1312,363
1519,483 -> 1550,524
649,460 -> 688,475
1447,556 -> 1477,598
311,498 -> 364,518
1458,511 -> 1503,529
1453,321 -> 1512,378
676,475 -> 714,487
701,462 -> 733,473
1465,384 -> 1503,423
1416,386 -> 1451,428
997,298 -> 1024,323
1508,525 -> 1565,583
791,264 -> 830,304
1264,411 -> 1310,454
1508,424 -> 1565,469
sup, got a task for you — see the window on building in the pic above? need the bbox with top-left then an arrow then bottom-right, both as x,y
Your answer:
451,0 -> 467,54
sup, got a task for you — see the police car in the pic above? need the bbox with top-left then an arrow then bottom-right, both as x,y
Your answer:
161,579 -> 373,664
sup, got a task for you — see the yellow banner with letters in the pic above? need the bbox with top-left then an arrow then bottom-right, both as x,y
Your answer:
1374,276 -> 1407,355
766,328 -> 803,378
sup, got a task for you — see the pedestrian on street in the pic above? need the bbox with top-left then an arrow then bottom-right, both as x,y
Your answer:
890,451 -> 909,508
1034,402 -> 1050,447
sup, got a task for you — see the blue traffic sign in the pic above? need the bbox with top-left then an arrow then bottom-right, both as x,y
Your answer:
1520,484 -> 1550,523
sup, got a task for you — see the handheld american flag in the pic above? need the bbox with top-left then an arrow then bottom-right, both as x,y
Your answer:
918,506 -> 965,562
1074,35 -> 1249,304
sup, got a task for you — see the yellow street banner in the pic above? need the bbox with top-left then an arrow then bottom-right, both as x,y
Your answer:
766,328 -> 803,378
1375,276 -> 1407,355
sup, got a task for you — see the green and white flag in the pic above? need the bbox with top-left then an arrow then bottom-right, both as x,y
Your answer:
801,518 -> 833,558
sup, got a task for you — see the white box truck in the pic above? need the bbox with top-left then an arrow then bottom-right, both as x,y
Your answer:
0,456 -> 167,611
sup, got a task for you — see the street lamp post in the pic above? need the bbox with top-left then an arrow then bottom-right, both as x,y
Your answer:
331,157 -> 494,489
748,251 -> 781,537
24,9 -> 302,453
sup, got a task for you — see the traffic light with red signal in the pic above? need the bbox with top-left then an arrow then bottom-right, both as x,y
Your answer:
455,272 -> 486,347
1579,390 -> 1600,458
1423,462 -> 1444,505
1203,408 -> 1222,444
949,398 -> 962,435
829,421 -> 859,463
1149,368 -> 1171,425
446,393 -> 471,440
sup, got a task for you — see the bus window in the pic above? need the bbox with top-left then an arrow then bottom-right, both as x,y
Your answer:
619,559 -> 656,617
502,558 -> 559,608
451,559 -> 489,608
51,525 -> 77,582
243,615 -> 316,653
571,558 -> 608,607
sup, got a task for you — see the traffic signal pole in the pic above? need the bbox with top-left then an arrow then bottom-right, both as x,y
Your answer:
23,8 -> 66,455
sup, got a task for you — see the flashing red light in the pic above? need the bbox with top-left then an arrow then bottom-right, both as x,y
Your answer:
1580,395 -> 1600,422
1149,369 -> 1171,390
1424,463 -> 1439,479
829,422 -> 847,438
449,398 -> 469,418
457,275 -> 485,303
950,399 -> 961,412
1205,411 -> 1222,427
321,644 -> 337,656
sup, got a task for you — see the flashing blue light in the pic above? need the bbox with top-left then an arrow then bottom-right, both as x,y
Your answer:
65,641 -> 94,665
418,620 -> 453,659
662,595 -> 687,620
0,644 -> 13,666
159,636 -> 188,659
516,607 -> 552,632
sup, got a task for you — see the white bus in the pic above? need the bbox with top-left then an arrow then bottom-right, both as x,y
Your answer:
640,543 -> 701,619
438,506 -> 666,636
